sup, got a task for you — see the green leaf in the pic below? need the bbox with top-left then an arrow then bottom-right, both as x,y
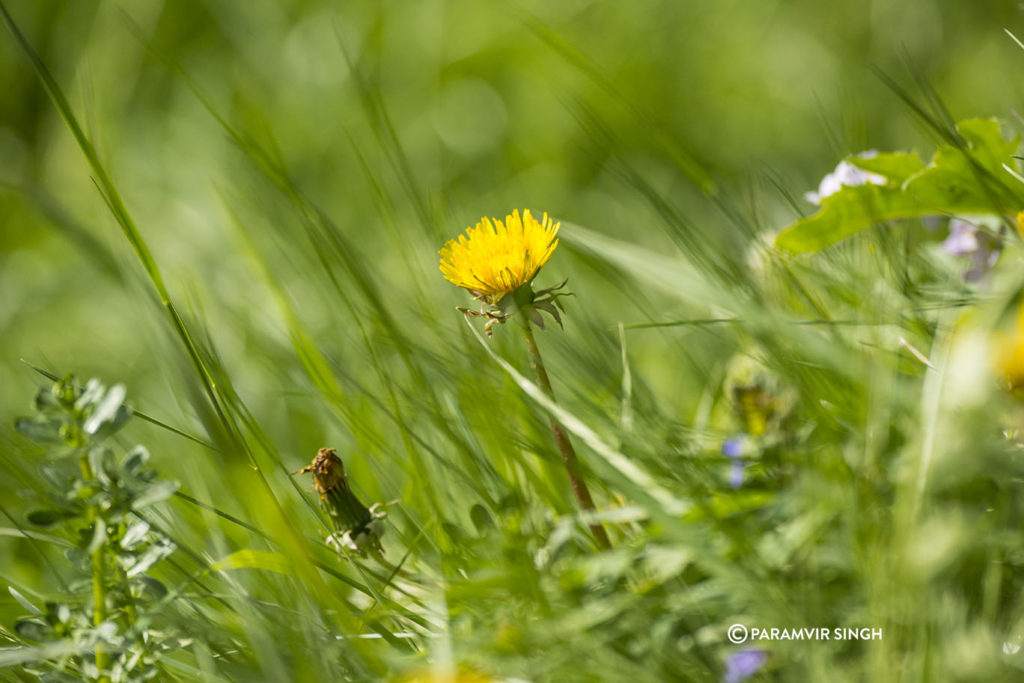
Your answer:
32,385 -> 61,412
848,151 -> 925,183
122,445 -> 149,473
14,616 -> 52,641
64,547 -> 88,568
210,549 -> 292,574
87,447 -> 117,486
775,183 -> 927,252
14,416 -> 65,444
83,383 -> 130,437
25,509 -> 77,527
85,518 -> 106,554
74,378 -> 105,414
130,480 -> 179,510
120,520 -> 150,549
958,117 -> 1019,170
470,504 -> 494,533
129,575 -> 169,602
126,538 -> 176,577
904,119 -> 1023,213
38,461 -> 77,490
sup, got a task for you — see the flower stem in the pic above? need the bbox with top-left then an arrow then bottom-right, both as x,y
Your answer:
79,452 -> 110,683
91,546 -> 109,681
520,320 -> 612,550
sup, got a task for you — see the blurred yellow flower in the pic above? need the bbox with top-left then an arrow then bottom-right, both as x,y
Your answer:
439,209 -> 559,303
996,304 -> 1024,393
396,668 -> 493,683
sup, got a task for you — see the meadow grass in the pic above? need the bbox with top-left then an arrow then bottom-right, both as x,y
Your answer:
3,1 -> 1024,681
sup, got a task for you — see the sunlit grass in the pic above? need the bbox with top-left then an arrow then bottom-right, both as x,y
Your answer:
3,1 -> 1024,681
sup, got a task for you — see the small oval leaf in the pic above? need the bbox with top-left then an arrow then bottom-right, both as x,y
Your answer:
26,509 -> 76,527
130,480 -> 179,510
14,616 -> 53,641
14,416 -> 64,444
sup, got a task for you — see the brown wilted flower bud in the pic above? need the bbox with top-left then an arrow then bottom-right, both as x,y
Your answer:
298,447 -> 388,558
299,447 -> 347,498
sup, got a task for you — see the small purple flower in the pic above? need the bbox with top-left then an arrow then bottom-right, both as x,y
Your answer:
805,151 -> 886,205
724,649 -> 768,683
941,219 -> 979,255
941,218 -> 1001,281
722,436 -> 745,459
722,436 -> 746,489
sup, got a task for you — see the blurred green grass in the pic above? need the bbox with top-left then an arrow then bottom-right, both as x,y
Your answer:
4,0 -> 1024,681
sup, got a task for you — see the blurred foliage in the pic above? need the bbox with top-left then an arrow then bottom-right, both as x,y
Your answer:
3,0 -> 1024,681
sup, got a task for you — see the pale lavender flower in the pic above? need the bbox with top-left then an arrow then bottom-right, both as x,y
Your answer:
723,436 -> 746,489
941,218 -> 1001,281
966,245 -> 1000,282
941,219 -> 979,255
729,463 -> 744,489
805,150 -> 886,205
724,649 -> 768,683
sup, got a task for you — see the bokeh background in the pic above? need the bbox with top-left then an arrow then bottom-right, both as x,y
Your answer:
4,0 -> 1024,680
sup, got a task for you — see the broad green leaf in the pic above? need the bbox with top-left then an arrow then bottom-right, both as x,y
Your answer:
904,119 -> 1023,213
958,117 -> 1019,170
848,151 -> 925,183
776,183 -> 927,252
210,549 -> 292,574
777,118 -> 1024,253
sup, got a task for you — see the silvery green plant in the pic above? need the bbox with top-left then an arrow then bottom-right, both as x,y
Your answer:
10,375 -> 181,682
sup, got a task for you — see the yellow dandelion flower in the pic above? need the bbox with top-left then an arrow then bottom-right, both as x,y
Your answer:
439,209 -> 560,303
